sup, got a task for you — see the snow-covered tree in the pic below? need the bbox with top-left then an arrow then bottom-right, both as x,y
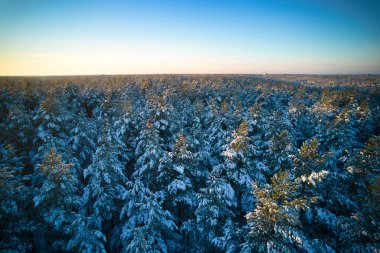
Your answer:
4,104 -> 34,152
196,171 -> 238,252
120,180 -> 177,253
217,121 -> 267,215
243,170 -> 315,252
67,216 -> 107,253
269,129 -> 294,172
339,136 -> 380,251
157,132 -> 205,250
293,138 -> 325,178
84,122 -> 126,248
32,91 -> 80,180
33,148 -> 80,251
69,110 -> 97,172
208,98 -> 233,164
0,144 -> 32,252
133,120 -> 166,191
112,100 -> 137,178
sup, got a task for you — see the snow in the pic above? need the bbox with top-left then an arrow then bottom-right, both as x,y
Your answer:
168,179 -> 186,194
173,165 -> 184,174
302,170 -> 329,186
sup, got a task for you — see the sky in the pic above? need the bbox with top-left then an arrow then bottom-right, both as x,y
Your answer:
0,0 -> 379,75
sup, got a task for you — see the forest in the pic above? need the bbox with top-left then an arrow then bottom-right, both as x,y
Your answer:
0,75 -> 379,252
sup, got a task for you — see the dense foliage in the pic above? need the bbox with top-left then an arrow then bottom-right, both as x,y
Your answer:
0,75 -> 379,252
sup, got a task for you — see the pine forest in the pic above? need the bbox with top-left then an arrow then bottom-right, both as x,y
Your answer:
0,74 -> 379,252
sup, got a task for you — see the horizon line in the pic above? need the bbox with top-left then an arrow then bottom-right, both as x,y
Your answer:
1,73 -> 379,77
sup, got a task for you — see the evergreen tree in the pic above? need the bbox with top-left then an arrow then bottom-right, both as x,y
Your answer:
293,138 -> 325,178
67,216 -> 107,253
112,100 -> 136,178
84,122 -> 126,249
208,98 -> 233,164
217,121 -> 266,214
269,129 -> 294,173
0,144 -> 32,252
120,180 -> 177,253
33,148 -> 80,251
158,132 -> 204,250
4,104 -> 34,152
196,171 -> 238,252
133,120 -> 166,191
340,136 -> 380,251
243,170 -> 314,252
32,91 -> 79,178
69,110 -> 97,171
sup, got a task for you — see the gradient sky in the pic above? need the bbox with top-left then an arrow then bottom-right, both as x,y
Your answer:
0,0 -> 379,75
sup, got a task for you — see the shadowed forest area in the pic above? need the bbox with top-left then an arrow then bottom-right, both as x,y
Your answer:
0,75 -> 379,252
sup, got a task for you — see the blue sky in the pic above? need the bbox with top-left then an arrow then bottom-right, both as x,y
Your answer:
0,0 -> 379,75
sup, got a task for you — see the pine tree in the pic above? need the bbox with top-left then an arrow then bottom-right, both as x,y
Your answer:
159,132 -> 199,206
133,120 -> 166,191
67,216 -> 107,253
291,138 -> 339,249
196,171 -> 238,252
293,138 -> 325,178
4,104 -> 34,151
32,91 -> 79,179
208,98 -> 233,164
243,170 -> 312,252
69,110 -> 97,171
145,91 -> 174,146
120,180 -> 177,253
270,129 -> 294,172
112,100 -> 136,178
0,144 -> 32,252
217,121 -> 263,214
84,122 -> 126,249
33,148 -> 80,251
341,136 -> 380,251
158,132 -> 203,250
317,107 -> 361,169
